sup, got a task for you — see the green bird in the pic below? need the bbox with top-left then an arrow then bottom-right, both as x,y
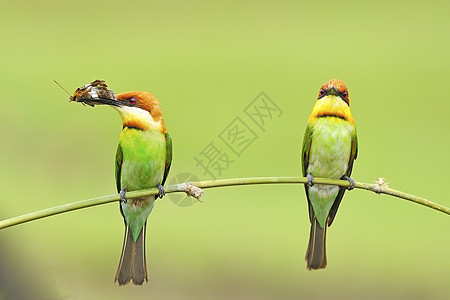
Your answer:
302,79 -> 358,270
80,89 -> 172,285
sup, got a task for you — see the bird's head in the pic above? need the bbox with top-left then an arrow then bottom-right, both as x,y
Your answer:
80,90 -> 167,133
115,91 -> 166,132
317,79 -> 349,106
309,79 -> 354,124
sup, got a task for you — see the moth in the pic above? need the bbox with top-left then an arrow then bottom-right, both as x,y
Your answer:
55,79 -> 116,107
70,80 -> 117,106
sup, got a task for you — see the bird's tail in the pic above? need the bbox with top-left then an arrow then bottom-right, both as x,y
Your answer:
305,217 -> 327,270
115,224 -> 148,285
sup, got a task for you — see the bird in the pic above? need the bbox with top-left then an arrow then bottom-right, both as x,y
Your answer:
76,84 -> 172,285
301,79 -> 358,270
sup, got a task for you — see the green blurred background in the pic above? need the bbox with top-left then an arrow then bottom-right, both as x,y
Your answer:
0,0 -> 449,299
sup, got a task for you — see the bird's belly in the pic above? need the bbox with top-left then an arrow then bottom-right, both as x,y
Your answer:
307,118 -> 353,179
305,118 -> 354,225
121,159 -> 165,191
119,130 -> 166,192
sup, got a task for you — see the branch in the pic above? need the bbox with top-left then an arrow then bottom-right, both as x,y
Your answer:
0,177 -> 448,230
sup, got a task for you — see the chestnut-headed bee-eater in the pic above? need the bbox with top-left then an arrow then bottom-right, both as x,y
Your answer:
301,79 -> 358,270
78,90 -> 172,285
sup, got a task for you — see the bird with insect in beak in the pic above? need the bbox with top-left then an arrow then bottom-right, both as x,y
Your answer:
301,79 -> 358,270
72,80 -> 172,285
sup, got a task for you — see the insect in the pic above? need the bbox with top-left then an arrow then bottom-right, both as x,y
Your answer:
55,79 -> 116,106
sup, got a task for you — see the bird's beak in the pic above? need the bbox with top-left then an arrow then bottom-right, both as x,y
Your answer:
329,86 -> 340,96
77,97 -> 120,107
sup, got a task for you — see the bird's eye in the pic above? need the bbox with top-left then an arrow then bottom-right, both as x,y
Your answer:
128,97 -> 137,105
319,88 -> 325,96
342,91 -> 348,98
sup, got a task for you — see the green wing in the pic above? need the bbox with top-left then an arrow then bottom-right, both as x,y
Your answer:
301,123 -> 314,223
346,129 -> 358,177
328,128 -> 358,226
162,132 -> 173,186
302,123 -> 313,177
115,143 -> 123,193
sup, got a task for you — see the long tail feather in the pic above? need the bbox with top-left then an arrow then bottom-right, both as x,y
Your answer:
305,218 -> 327,270
115,224 -> 148,285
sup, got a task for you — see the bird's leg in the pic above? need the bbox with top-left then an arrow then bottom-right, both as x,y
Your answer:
341,175 -> 355,190
156,184 -> 165,199
119,188 -> 128,203
307,173 -> 314,187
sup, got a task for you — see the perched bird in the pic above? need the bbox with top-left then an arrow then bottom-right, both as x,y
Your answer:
77,85 -> 172,285
301,79 -> 358,270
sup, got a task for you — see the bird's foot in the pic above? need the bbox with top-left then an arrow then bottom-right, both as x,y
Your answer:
156,184 -> 165,199
119,188 -> 128,203
307,174 -> 314,187
341,175 -> 355,190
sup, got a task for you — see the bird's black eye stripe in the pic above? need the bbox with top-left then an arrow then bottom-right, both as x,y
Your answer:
317,88 -> 349,105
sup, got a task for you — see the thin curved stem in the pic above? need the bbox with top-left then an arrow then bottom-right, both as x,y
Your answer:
0,176 -> 447,230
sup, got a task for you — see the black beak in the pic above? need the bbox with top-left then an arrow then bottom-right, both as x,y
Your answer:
328,86 -> 340,96
76,97 -> 120,107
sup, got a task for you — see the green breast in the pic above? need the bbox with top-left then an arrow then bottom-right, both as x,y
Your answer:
119,128 -> 166,191
306,117 -> 355,227
307,117 -> 353,178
